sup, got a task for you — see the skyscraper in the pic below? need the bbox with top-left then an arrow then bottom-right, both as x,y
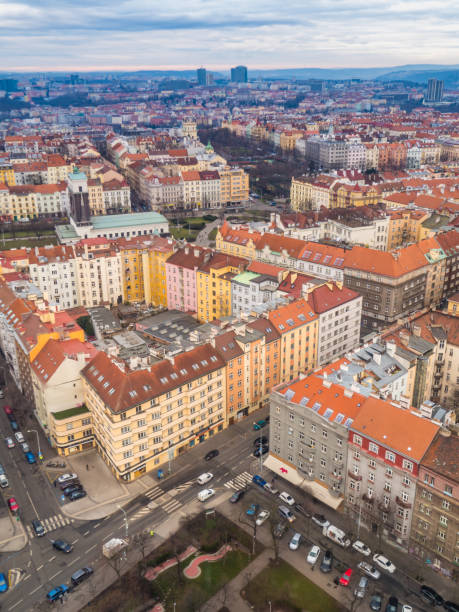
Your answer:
230,65 -> 248,83
426,78 -> 444,102
197,67 -> 207,86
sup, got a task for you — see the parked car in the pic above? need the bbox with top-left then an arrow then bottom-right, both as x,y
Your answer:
14,432 -> 25,444
52,539 -> 73,553
71,566 -> 93,586
385,596 -> 398,612
25,452 -> 36,464
293,503 -> 310,518
255,510 -> 270,526
289,532 -> 301,551
21,442 -> 30,453
5,437 -> 14,449
0,474 -> 8,488
420,585 -> 444,606
57,473 -> 78,485
273,522 -> 288,539
59,478 -> 79,491
246,503 -> 259,517
3,405 -> 12,416
253,436 -> 268,446
9,420 -> 18,432
278,505 -> 295,523
354,575 -> 369,598
370,593 -> 383,611
253,420 -> 266,430
0,389 -> 4,399
6,412 -> 15,422
307,545 -> 321,565
197,488 -> 215,502
0,572 -> 8,593
204,450 -> 219,461
69,490 -> 87,501
263,482 -> 279,495
46,585 -> 69,603
279,491 -> 295,506
402,606 -> 413,612
31,519 -> 45,537
339,568 -> 353,587
197,472 -> 213,485
357,561 -> 381,580
311,513 -> 330,528
253,445 -> 269,458
0,464 -> 5,476
229,490 -> 245,504
320,549 -> 333,573
7,497 -> 18,513
373,553 -> 396,574
352,540 -> 371,556
63,483 -> 83,496
444,603 -> 459,612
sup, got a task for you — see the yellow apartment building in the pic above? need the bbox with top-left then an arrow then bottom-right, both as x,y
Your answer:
82,345 -> 227,481
220,167 -> 249,204
0,166 -> 15,186
215,221 -> 259,259
49,406 -> 95,456
196,252 -> 247,322
88,179 -> 105,215
141,237 -> 175,307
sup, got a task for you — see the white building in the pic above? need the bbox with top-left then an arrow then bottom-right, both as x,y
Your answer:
28,245 -> 79,309
231,271 -> 280,316
74,244 -> 123,307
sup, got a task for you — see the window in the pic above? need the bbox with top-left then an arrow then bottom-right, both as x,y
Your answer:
385,467 -> 393,478
369,459 -> 376,468
439,515 -> 448,527
369,442 -> 379,454
384,481 -> 391,492
402,459 -> 413,472
442,500 -> 450,511
444,485 -> 453,496
385,450 -> 396,462
353,434 -> 362,446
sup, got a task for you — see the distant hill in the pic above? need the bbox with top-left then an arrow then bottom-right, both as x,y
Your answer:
375,68 -> 459,85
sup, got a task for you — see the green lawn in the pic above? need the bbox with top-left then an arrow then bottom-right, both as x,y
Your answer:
208,227 -> 218,241
0,236 -> 58,249
244,559 -> 344,612
169,226 -> 199,241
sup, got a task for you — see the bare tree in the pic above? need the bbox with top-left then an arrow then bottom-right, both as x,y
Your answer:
104,553 -> 124,580
268,517 -> 281,563
132,530 -> 149,562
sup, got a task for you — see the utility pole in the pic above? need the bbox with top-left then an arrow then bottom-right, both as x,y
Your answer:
27,429 -> 42,461
117,504 -> 128,540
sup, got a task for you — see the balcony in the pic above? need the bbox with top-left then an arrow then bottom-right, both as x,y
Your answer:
362,493 -> 374,504
348,470 -> 362,481
396,495 -> 412,509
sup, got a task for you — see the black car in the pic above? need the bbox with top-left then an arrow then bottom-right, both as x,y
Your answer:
71,566 -> 93,586
253,445 -> 269,458
273,521 -> 288,539
229,490 -> 245,503
9,420 -> 18,432
6,413 -> 16,422
370,593 -> 383,611
204,450 -> 219,461
385,596 -> 398,612
59,478 -> 79,491
52,539 -> 73,553
294,503 -> 311,518
63,484 -> 83,497
31,519 -> 45,537
320,549 -> 333,573
253,436 -> 268,447
69,490 -> 86,501
420,585 -> 444,606
444,602 -> 459,612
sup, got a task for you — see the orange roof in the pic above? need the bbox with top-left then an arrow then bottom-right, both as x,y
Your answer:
351,396 -> 439,462
268,298 -> 317,333
344,244 -> 427,277
32,338 -> 98,383
182,170 -> 201,181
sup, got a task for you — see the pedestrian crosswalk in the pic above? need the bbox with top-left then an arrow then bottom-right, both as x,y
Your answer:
224,471 -> 253,491
26,513 -> 73,538
173,480 -> 194,494
129,487 -> 182,522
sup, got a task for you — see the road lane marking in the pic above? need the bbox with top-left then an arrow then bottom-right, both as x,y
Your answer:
49,570 -> 61,580
9,598 -> 23,610
93,522 -> 101,528
85,544 -> 97,553
48,556 -> 56,562
68,555 -> 80,566
23,574 -> 30,581
83,530 -> 90,536
26,489 -> 39,519
30,585 -> 41,594
36,565 -> 43,571
71,539 -> 79,544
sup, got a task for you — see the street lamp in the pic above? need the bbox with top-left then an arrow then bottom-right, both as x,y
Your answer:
117,504 -> 128,540
27,429 -> 42,460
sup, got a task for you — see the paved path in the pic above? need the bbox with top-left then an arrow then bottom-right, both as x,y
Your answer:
200,548 -> 272,612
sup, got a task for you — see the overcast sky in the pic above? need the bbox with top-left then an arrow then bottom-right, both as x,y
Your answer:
1,0 -> 458,72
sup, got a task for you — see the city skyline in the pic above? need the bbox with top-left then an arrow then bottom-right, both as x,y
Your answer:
1,0 -> 458,71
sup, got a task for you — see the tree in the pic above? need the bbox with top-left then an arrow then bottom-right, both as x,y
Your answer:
268,517 -> 281,563
132,530 -> 149,562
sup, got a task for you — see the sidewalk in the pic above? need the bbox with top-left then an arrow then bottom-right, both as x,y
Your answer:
0,514 -> 27,552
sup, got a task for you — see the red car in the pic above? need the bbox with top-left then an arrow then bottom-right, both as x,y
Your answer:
7,497 -> 19,513
3,405 -> 12,416
339,568 -> 353,586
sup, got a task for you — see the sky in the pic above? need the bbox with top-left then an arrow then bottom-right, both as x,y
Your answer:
1,0 -> 459,72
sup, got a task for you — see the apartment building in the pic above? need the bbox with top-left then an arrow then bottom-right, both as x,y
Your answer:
102,179 -> 131,214
220,167 -> 249,204
410,431 -> 459,577
199,171 -> 221,208
268,299 -> 318,382
231,270 -> 280,316
346,399 -> 439,549
82,344 -> 226,481
29,246 -> 79,309
268,373 -> 364,509
436,230 -> 459,300
141,237 -> 176,308
216,221 -> 259,259
30,338 -> 98,448
329,183 -> 379,209
196,252 -> 247,322
305,282 -> 362,366
74,242 -> 122,307
344,245 -> 429,334
290,175 -> 336,211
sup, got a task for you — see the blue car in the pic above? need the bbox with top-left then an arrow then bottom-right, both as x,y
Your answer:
0,572 -> 8,593
246,503 -> 259,517
252,474 -> 267,487
25,451 -> 36,464
46,584 -> 69,602
253,420 -> 266,431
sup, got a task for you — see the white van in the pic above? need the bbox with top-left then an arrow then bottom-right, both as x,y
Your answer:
0,474 -> 8,488
197,488 -> 215,502
323,524 -> 350,548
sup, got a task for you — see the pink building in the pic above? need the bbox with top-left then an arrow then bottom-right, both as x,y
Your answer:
165,245 -> 212,314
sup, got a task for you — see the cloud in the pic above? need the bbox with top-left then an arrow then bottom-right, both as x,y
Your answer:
1,0 -> 458,70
